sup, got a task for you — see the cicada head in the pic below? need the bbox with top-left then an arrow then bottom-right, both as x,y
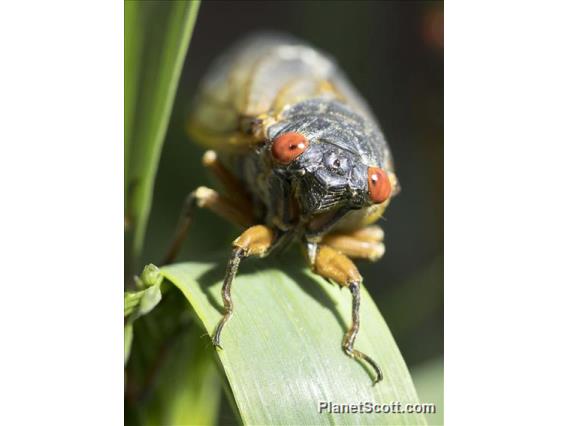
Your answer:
266,99 -> 395,230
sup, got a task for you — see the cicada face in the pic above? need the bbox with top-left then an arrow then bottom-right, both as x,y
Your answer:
265,99 -> 392,230
272,134 -> 368,213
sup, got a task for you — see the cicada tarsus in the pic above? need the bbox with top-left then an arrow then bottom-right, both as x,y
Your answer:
164,33 -> 400,384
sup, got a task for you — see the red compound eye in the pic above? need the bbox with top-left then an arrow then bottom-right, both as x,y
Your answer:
368,167 -> 391,204
271,132 -> 309,164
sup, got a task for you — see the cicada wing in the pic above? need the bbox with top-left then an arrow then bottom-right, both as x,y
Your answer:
188,33 -> 302,152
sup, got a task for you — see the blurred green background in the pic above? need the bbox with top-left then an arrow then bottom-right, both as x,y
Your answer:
135,1 -> 443,424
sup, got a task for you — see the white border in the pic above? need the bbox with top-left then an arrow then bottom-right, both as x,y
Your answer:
0,2 -> 123,423
0,1 -> 567,424
446,1 -> 568,424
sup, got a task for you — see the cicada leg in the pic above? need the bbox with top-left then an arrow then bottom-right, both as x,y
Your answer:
311,244 -> 383,384
213,225 -> 275,349
162,151 -> 254,265
162,186 -> 253,265
321,225 -> 385,261
201,149 -> 252,209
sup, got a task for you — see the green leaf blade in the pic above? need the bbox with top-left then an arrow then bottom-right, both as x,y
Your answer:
125,0 -> 201,269
162,257 -> 426,425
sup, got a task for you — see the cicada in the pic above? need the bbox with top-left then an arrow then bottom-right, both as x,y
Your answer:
164,33 -> 400,384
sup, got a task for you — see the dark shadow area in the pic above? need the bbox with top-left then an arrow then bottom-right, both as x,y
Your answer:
281,260 -> 348,333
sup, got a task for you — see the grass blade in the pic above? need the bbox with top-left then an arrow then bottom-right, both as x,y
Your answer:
125,0 -> 201,270
161,255 -> 427,425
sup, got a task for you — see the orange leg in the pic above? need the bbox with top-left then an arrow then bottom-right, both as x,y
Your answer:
321,225 -> 385,261
312,244 -> 383,383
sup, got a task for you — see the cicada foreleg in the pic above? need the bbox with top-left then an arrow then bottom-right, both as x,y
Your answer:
311,244 -> 383,384
213,225 -> 275,349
